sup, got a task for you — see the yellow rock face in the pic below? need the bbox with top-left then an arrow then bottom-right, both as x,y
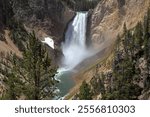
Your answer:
90,0 -> 150,50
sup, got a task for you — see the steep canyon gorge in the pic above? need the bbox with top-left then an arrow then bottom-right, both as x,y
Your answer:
0,0 -> 150,99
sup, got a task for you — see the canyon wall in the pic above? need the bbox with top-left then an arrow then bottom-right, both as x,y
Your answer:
0,0 -> 75,53
12,0 -> 75,42
68,0 -> 150,99
89,0 -> 150,50
0,0 -> 75,97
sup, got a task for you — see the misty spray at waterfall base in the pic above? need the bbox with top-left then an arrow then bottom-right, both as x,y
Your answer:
59,12 -> 92,72
56,12 -> 94,97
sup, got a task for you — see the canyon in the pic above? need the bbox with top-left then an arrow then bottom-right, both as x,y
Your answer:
0,0 -> 150,99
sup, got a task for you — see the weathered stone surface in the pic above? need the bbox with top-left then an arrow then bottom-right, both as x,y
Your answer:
89,0 -> 150,50
0,0 -> 74,65
12,0 -> 75,42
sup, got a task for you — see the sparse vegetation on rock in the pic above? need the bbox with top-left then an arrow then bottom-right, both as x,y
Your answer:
0,32 -> 58,100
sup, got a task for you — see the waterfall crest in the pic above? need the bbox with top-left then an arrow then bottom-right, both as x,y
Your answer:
59,12 -> 89,71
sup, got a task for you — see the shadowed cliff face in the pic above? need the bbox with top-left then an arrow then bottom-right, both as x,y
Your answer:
0,1 -> 4,29
0,0 -> 74,42
89,0 -> 150,50
0,0 -> 75,95
13,0 -> 75,65
0,0 -> 14,30
12,0 -> 75,42
0,0 -> 74,56
61,0 -> 100,11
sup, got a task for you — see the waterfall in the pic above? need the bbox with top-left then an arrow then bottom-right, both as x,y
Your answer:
59,12 -> 89,72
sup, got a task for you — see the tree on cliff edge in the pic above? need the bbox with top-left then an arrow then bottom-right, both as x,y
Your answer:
1,32 -> 57,100
78,81 -> 92,100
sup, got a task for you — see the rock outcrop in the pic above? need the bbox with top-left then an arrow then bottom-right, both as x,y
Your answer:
12,0 -> 75,44
89,0 -> 150,50
0,0 -> 74,53
0,0 -> 75,97
67,0 -> 150,99
0,0 -> 74,66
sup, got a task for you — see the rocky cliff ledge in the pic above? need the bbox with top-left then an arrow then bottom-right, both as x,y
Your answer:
12,0 -> 75,43
0,0 -> 74,53
0,0 -> 75,96
89,0 -> 150,50
0,0 -> 75,67
67,0 -> 150,99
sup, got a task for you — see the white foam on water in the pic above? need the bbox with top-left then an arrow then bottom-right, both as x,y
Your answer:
60,12 -> 93,71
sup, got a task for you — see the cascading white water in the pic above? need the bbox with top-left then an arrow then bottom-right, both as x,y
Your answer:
59,12 -> 89,72
54,12 -> 95,98
43,12 -> 96,98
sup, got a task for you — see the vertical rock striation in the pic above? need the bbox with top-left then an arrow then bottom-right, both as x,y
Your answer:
89,0 -> 150,50
12,0 -> 75,42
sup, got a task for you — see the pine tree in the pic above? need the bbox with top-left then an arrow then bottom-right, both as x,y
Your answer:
0,53 -> 24,99
134,22 -> 143,50
78,81 -> 92,100
22,32 -> 57,99
90,74 -> 105,95
143,9 -> 150,89
1,32 -> 57,100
